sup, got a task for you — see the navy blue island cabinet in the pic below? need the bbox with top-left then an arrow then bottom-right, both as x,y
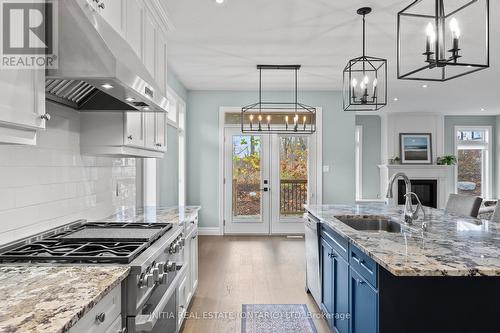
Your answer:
320,222 -> 377,333
313,214 -> 500,333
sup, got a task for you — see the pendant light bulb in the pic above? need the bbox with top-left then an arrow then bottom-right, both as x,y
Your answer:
258,114 -> 262,122
373,78 -> 378,87
352,78 -> 358,88
363,75 -> 370,85
266,115 -> 271,123
249,114 -> 254,121
426,22 -> 436,43
449,18 -> 460,39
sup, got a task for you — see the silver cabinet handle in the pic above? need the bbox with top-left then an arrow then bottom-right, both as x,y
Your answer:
98,2 -> 105,9
127,135 -> 133,140
95,312 -> 106,323
40,113 -> 51,121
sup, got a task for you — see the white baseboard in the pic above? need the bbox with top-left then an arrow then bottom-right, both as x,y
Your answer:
198,227 -> 222,236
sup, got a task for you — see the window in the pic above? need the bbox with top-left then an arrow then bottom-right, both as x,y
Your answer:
355,125 -> 363,200
455,126 -> 492,198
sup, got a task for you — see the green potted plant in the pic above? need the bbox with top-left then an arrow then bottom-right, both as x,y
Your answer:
436,155 -> 457,165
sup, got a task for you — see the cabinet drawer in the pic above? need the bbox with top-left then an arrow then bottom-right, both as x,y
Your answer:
69,284 -> 121,333
320,224 -> 349,261
349,244 -> 377,288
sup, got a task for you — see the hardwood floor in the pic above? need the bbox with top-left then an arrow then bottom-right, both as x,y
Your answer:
181,235 -> 330,333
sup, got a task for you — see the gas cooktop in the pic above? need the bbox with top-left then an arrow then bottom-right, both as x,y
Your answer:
0,221 -> 173,264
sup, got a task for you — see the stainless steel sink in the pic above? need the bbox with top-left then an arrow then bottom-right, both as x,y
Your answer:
334,215 -> 402,233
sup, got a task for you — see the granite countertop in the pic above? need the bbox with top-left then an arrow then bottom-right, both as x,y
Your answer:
305,203 -> 500,277
0,265 -> 129,333
100,205 -> 201,224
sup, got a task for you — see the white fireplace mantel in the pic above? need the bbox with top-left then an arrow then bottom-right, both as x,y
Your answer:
378,164 -> 455,209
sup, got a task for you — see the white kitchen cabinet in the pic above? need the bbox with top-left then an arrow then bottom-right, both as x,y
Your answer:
142,10 -> 156,78
155,112 -> 167,152
125,112 -> 145,148
155,31 -> 168,94
68,284 -> 124,333
80,112 -> 165,158
125,0 -> 143,58
177,273 -> 189,329
144,112 -> 156,150
0,69 -> 46,145
189,228 -> 199,294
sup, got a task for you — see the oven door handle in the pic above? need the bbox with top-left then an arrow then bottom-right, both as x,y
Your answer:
135,265 -> 188,332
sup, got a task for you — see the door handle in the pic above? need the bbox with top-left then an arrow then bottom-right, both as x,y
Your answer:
260,187 -> 269,192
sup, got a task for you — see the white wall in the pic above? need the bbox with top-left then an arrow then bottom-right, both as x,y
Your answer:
383,113 -> 444,163
0,103 -> 136,245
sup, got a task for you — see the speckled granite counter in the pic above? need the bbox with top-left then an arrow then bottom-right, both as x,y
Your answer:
305,203 -> 500,277
100,206 -> 200,224
0,266 -> 129,333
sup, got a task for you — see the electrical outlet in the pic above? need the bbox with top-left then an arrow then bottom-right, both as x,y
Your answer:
323,165 -> 330,173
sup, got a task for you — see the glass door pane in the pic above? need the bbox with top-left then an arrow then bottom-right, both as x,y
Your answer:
279,136 -> 308,218
457,149 -> 483,196
232,135 -> 262,220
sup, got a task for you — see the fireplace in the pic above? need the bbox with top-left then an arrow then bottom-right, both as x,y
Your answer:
398,179 -> 438,208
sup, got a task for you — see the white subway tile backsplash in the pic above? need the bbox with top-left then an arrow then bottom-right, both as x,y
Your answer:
0,104 -> 136,245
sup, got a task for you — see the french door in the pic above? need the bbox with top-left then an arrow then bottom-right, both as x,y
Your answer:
223,127 -> 318,234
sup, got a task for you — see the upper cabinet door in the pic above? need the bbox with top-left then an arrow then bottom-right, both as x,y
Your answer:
0,69 -> 46,130
155,32 -> 167,94
97,0 -> 124,36
155,112 -> 167,151
124,112 -> 145,148
144,112 -> 156,150
142,11 -> 156,78
125,0 -> 143,59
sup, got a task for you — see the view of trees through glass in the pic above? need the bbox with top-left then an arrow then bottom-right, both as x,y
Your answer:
232,136 -> 262,217
280,137 -> 308,216
231,135 -> 308,218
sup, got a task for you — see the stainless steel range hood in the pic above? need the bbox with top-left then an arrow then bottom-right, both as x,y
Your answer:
46,0 -> 168,112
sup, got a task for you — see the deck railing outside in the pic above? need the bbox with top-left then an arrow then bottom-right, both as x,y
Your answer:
280,179 -> 307,215
232,179 -> 307,216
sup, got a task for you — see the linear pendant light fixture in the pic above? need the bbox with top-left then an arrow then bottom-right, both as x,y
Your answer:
241,65 -> 316,134
343,7 -> 387,112
397,0 -> 489,81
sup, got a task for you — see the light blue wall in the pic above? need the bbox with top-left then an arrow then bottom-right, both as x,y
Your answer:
186,91 -> 356,228
355,115 -> 381,199
157,124 -> 179,206
444,115 -> 497,197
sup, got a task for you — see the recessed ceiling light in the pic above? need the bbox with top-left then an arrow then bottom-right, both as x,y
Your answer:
143,106 -> 150,111
215,0 -> 224,4
125,97 -> 135,102
393,97 -> 399,101
480,108 -> 485,111
422,84 -> 428,88
101,83 -> 113,89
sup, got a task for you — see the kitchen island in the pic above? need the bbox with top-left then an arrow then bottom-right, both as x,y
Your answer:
305,203 -> 500,333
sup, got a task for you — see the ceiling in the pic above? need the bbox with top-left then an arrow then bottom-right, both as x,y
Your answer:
163,0 -> 499,114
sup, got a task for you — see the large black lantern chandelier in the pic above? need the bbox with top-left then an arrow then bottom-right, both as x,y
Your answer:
343,7 -> 387,112
241,65 -> 316,134
397,0 -> 489,81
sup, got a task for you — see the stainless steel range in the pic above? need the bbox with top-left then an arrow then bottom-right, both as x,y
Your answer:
0,220 -> 186,333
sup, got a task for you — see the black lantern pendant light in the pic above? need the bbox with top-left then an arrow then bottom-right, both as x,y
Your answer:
241,65 -> 316,134
343,7 -> 387,112
397,0 -> 489,81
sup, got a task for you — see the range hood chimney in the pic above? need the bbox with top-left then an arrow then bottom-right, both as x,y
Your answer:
46,0 -> 168,112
